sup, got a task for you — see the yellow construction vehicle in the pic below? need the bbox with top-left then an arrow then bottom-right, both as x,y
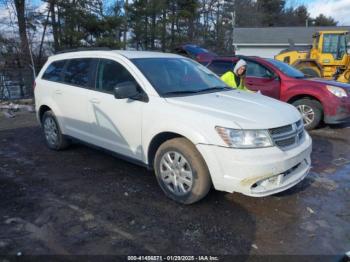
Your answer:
275,30 -> 350,83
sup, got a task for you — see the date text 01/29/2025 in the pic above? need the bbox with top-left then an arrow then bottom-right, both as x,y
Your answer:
127,255 -> 219,261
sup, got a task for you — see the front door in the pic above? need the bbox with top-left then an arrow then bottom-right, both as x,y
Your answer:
89,59 -> 144,161
245,61 -> 281,99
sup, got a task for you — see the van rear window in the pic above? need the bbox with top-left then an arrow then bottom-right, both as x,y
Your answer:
42,60 -> 66,82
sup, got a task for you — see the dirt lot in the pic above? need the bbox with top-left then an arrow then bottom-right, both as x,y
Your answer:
0,112 -> 349,259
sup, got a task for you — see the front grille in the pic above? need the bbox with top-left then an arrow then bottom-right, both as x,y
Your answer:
270,124 -> 293,136
296,119 -> 303,128
275,136 -> 295,147
269,120 -> 304,150
298,131 -> 304,140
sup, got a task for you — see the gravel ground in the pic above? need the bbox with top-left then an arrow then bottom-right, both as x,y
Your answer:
0,112 -> 349,260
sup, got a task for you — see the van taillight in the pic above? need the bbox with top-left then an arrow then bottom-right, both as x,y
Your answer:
33,81 -> 36,90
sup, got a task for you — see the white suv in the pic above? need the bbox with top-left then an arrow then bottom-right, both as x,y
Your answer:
35,50 -> 312,204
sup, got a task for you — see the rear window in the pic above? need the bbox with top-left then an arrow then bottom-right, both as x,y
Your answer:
185,45 -> 210,55
63,58 -> 95,88
42,60 -> 66,82
207,61 -> 235,76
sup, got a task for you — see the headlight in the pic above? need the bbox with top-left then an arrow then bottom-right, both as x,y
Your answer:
326,85 -> 347,98
215,127 -> 273,148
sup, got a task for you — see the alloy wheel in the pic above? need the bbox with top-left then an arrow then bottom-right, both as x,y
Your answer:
44,117 -> 59,146
297,104 -> 315,126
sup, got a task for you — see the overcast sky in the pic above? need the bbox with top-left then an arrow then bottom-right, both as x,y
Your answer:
1,0 -> 349,32
287,0 -> 350,25
30,0 -> 350,25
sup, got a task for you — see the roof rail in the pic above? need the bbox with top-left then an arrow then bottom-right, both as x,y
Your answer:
54,47 -> 112,54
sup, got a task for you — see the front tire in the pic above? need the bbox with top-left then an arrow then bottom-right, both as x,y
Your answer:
154,138 -> 212,204
292,99 -> 322,130
42,111 -> 69,150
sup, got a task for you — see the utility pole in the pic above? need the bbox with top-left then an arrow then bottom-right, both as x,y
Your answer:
231,9 -> 236,53
123,0 -> 128,50
226,0 -> 235,53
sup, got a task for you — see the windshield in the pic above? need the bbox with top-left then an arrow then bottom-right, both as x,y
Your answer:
267,59 -> 305,78
131,58 -> 228,96
338,34 -> 348,57
323,33 -> 348,58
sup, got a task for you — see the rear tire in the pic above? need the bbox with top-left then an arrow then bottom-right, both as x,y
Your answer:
42,111 -> 69,150
154,138 -> 212,204
292,99 -> 322,130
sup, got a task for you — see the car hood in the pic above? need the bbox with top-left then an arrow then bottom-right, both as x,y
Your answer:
307,78 -> 350,90
165,90 -> 300,129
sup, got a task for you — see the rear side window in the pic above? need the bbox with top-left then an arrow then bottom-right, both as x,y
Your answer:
96,59 -> 136,93
42,60 -> 66,82
64,58 -> 95,88
207,61 -> 235,76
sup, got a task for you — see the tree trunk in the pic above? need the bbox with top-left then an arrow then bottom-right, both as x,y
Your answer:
57,4 -> 63,48
123,0 -> 128,50
144,0 -> 148,50
14,0 -> 34,96
150,1 -> 156,50
161,5 -> 166,52
188,18 -> 194,42
170,0 -> 175,49
14,0 -> 31,67
49,0 -> 59,51
38,7 -> 51,67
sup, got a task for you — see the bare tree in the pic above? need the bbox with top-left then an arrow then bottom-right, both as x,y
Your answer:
13,0 -> 33,71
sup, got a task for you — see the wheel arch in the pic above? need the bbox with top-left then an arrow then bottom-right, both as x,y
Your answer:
38,105 -> 52,123
287,94 -> 324,129
287,94 -> 323,108
147,132 -> 185,169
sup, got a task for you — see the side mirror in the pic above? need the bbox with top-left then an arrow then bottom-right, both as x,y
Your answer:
273,74 -> 280,81
113,81 -> 147,101
268,72 -> 280,81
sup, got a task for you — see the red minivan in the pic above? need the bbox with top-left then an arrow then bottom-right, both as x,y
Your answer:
207,56 -> 350,129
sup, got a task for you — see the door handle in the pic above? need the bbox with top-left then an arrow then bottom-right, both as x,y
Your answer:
55,89 -> 62,95
89,98 -> 100,104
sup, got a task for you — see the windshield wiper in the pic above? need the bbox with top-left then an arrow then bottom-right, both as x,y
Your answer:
163,86 -> 231,96
162,90 -> 201,96
195,86 -> 232,93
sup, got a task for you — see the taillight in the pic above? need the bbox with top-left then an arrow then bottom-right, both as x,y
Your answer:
33,81 -> 36,90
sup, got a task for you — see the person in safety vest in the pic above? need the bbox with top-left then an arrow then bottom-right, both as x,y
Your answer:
221,59 -> 250,91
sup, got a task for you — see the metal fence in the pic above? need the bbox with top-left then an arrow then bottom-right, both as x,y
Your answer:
0,68 -> 34,101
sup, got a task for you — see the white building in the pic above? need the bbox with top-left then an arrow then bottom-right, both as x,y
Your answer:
233,26 -> 350,58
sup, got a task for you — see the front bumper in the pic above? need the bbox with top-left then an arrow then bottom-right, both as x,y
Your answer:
324,98 -> 350,124
196,131 -> 312,197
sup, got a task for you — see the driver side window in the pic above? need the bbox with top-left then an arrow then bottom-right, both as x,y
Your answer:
246,61 -> 273,78
96,59 -> 136,93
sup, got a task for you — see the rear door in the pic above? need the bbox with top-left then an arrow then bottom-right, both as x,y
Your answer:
57,58 -> 98,141
88,58 -> 144,160
245,60 -> 280,98
41,59 -> 67,126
